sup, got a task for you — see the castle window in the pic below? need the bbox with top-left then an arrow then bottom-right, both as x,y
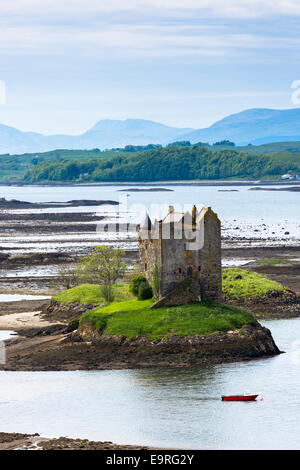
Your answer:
178,268 -> 182,274
198,266 -> 201,271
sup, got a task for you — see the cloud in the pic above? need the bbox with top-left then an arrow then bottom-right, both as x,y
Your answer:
1,1 -> 299,60
0,23 -> 266,59
0,16 -> 299,64
2,0 -> 300,18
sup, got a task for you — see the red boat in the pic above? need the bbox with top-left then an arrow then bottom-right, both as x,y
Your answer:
222,394 -> 258,402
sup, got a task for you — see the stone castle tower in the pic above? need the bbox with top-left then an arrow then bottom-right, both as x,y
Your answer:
139,205 -> 222,305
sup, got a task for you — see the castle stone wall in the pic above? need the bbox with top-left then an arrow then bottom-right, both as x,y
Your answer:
139,237 -> 162,292
161,237 -> 185,295
139,206 -> 222,304
197,209 -> 222,301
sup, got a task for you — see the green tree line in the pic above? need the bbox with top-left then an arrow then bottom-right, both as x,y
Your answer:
24,145 -> 300,182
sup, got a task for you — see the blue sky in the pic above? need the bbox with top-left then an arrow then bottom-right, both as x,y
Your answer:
1,0 -> 300,134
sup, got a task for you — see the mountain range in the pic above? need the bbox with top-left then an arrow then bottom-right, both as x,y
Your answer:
1,108 -> 300,154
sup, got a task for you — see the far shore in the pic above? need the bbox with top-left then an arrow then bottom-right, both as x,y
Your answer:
1,180 -> 300,187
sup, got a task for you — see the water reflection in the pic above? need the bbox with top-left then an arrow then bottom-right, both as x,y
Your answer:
0,319 -> 299,449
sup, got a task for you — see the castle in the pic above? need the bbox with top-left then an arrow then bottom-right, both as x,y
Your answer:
139,205 -> 222,305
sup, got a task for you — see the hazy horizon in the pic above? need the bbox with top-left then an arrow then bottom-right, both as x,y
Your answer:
2,107 -> 300,138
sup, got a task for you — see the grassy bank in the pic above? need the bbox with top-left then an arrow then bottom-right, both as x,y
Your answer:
54,283 -> 133,305
53,269 -> 288,339
255,259 -> 292,266
222,268 -> 287,300
80,299 -> 257,340
55,269 -> 287,306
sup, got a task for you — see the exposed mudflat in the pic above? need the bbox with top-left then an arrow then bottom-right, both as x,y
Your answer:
0,432 -> 153,450
0,196 -> 299,302
0,198 -> 119,209
225,292 -> 300,320
0,310 -> 57,329
0,203 -> 138,292
0,299 -> 49,315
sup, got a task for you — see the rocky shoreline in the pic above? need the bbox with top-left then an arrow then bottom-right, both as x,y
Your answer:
76,321 -> 280,366
0,316 -> 280,371
225,292 -> 300,319
0,290 -> 287,372
0,198 -> 119,209
0,432 -> 153,450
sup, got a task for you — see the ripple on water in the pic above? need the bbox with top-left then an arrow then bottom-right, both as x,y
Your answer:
0,319 -> 299,449
0,294 -> 50,302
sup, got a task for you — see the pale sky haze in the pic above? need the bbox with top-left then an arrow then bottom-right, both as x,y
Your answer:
0,0 -> 300,134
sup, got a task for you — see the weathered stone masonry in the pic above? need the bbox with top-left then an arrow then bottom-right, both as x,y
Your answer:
139,205 -> 222,304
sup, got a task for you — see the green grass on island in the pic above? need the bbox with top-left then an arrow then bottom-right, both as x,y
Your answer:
80,299 -> 257,340
222,268 -> 287,300
54,269 -> 287,306
53,268 -> 288,339
54,283 -> 133,305
256,258 -> 292,266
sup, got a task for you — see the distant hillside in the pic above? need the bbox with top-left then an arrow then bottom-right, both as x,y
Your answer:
0,148 -> 126,182
3,140 -> 300,183
177,108 -> 300,145
24,145 -> 300,183
2,107 -> 300,154
77,119 -> 193,149
0,119 -> 193,154
233,141 -> 300,154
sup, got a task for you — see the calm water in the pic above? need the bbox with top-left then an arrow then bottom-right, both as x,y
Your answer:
0,294 -> 50,302
0,331 -> 15,341
1,184 -> 299,222
0,318 -> 299,449
0,184 -> 300,249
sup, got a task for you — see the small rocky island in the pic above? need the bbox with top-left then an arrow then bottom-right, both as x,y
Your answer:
249,186 -> 300,192
0,197 -> 119,209
118,187 -> 173,192
0,205 -> 284,372
0,285 -> 280,371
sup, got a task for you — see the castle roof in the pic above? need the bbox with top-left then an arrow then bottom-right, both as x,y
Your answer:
139,206 -> 219,234
162,211 -> 185,224
140,212 -> 153,231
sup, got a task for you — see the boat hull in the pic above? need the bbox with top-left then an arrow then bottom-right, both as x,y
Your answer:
222,395 -> 258,401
